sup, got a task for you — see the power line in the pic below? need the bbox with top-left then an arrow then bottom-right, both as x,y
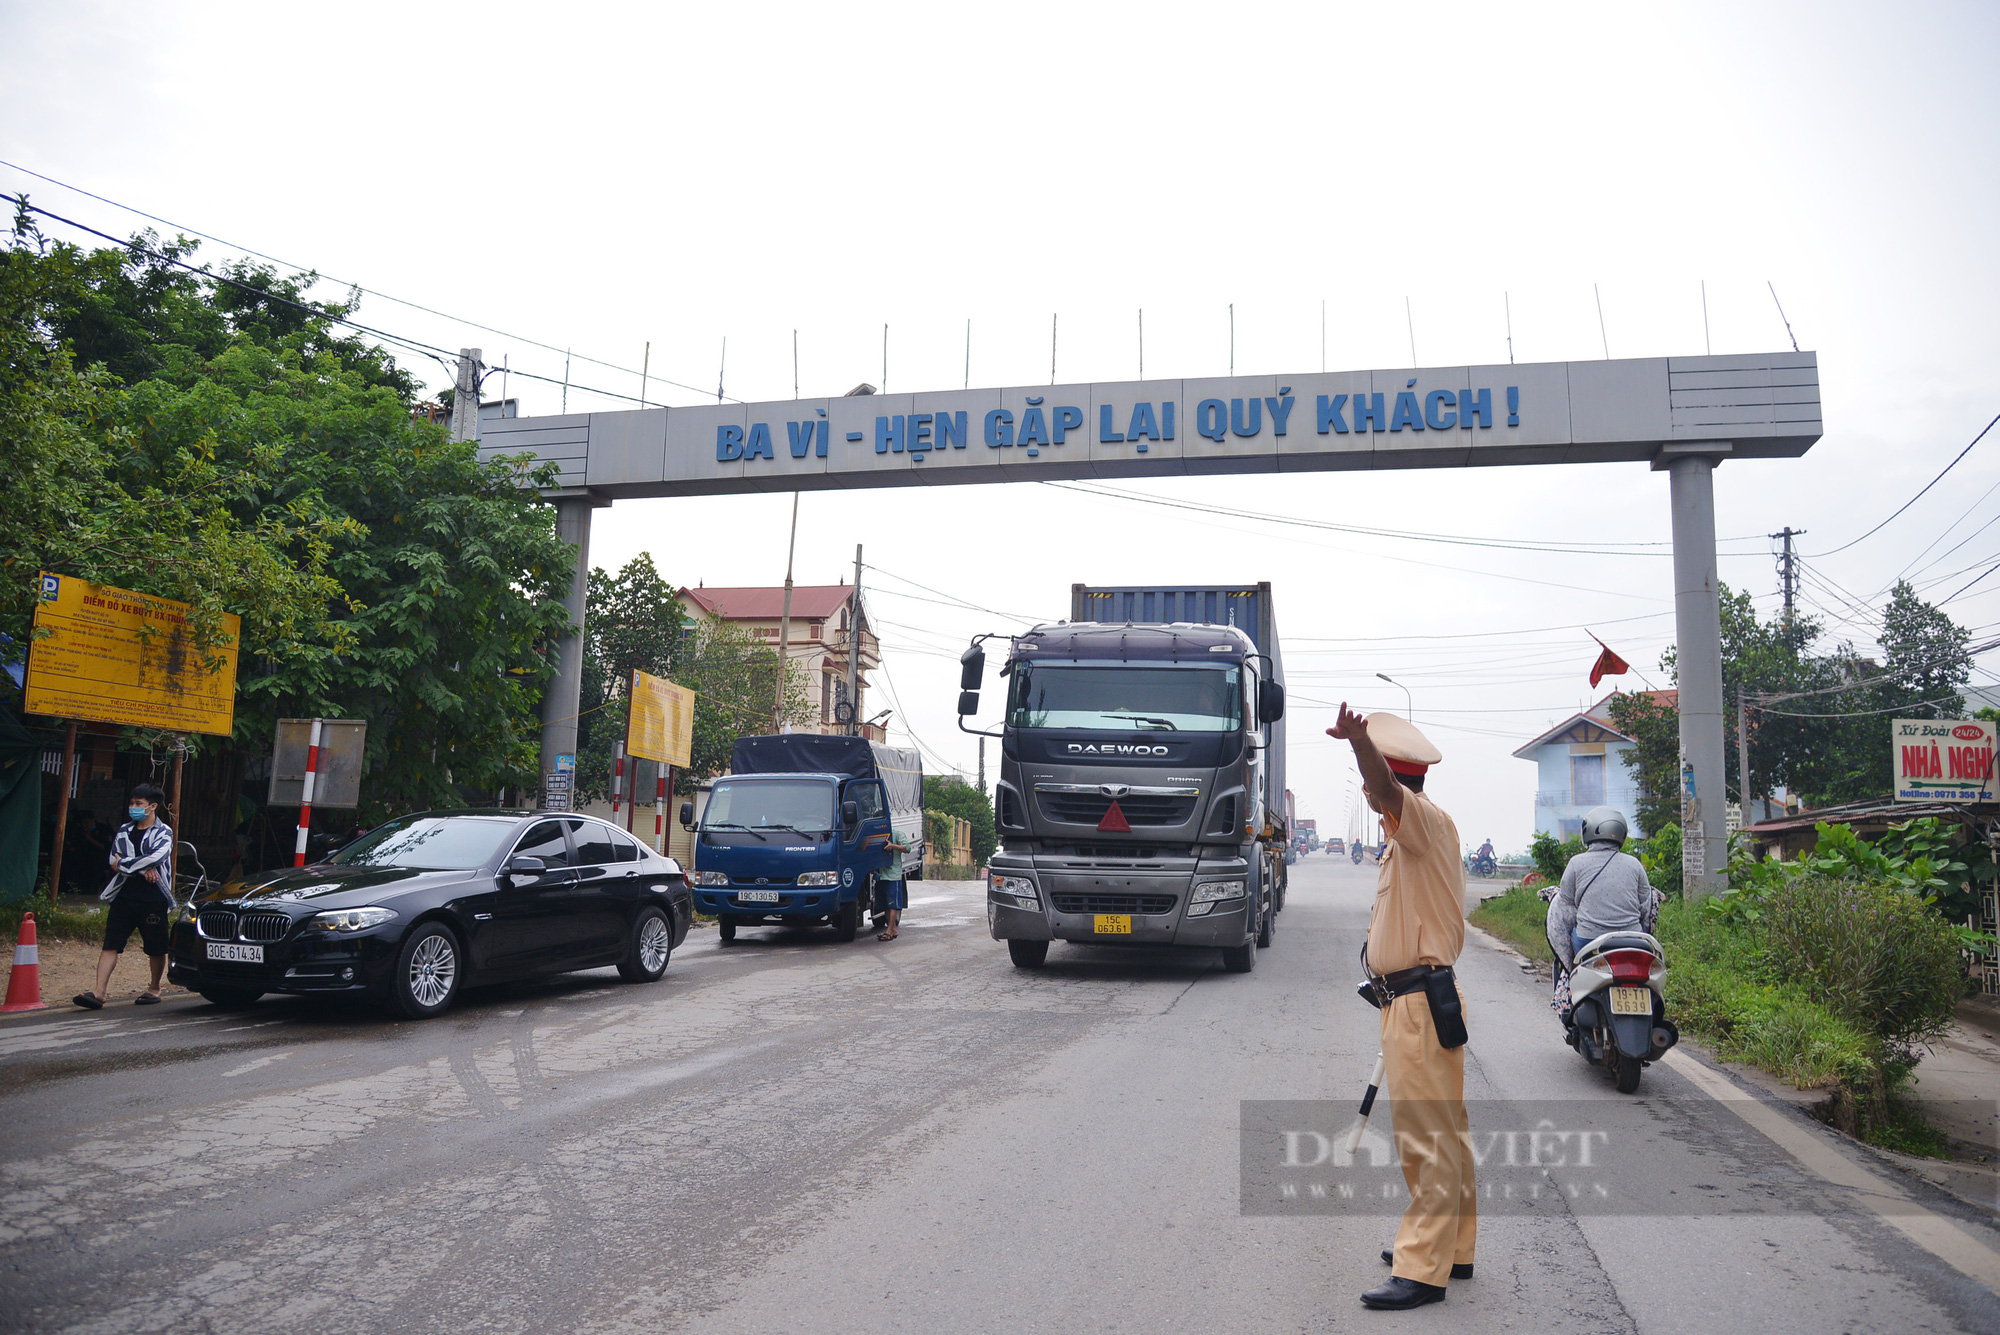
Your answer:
0,159 -> 737,403
19,202 -> 671,410
1808,408 -> 2000,557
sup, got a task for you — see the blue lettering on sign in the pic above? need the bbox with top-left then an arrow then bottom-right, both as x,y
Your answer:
1017,406 -> 1050,446
911,413 -> 933,451
936,411 -> 968,448
876,416 -> 905,453
985,409 -> 1014,447
787,420 -> 816,458
1461,388 -> 1492,429
1099,404 -> 1125,443
1196,399 -> 1227,442
1053,405 -> 1082,443
1389,392 -> 1423,432
1352,393 -> 1385,432
1162,400 -> 1175,440
1508,386 -> 1520,426
1318,394 -> 1349,433
1424,390 -> 1456,431
1128,402 -> 1160,442
1230,398 -> 1262,437
744,422 -> 775,459
716,424 -> 745,461
1266,391 -> 1296,435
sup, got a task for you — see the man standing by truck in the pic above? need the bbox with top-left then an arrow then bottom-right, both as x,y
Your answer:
876,824 -> 915,941
1328,705 -> 1474,1311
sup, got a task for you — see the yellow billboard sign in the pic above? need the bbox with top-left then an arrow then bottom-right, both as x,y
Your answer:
24,573 -> 241,736
627,669 -> 694,767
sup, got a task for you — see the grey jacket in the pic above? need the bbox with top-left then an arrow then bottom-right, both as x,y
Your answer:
1547,844 -> 1656,967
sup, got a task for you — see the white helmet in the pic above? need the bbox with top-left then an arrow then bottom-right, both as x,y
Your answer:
1581,807 -> 1628,847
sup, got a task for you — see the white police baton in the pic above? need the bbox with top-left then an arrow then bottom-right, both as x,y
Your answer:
1347,1052 -> 1387,1155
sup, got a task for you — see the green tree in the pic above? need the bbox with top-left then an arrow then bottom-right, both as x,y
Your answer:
1605,689 -> 1680,837
924,774 -> 997,866
1878,579 -> 1970,719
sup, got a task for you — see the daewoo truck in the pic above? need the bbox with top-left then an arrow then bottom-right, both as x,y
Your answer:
959,583 -> 1287,972
681,735 -> 924,942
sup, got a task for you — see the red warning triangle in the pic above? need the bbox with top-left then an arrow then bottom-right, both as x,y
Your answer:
1098,800 -> 1131,833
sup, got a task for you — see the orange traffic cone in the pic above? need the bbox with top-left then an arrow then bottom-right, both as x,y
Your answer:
3,912 -> 46,1012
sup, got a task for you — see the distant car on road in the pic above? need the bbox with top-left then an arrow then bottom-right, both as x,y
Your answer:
168,810 -> 692,1019
1326,838 -> 1345,855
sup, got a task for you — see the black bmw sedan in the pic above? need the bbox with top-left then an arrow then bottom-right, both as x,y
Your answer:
167,810 -> 693,1019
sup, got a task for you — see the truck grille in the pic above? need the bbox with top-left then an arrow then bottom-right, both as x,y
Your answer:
238,912 -> 292,943
197,909 -> 238,940
1037,793 -> 1196,826
1051,893 -> 1177,915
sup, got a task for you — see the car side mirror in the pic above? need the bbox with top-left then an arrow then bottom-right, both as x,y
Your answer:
1258,679 -> 1285,722
505,854 -> 546,881
957,689 -> 979,716
679,801 -> 695,828
959,643 -> 985,691
841,800 -> 859,829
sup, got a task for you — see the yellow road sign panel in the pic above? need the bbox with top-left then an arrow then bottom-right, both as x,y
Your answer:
627,669 -> 694,767
24,573 -> 240,736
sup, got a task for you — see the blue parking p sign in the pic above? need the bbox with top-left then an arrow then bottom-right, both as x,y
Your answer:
39,574 -> 59,603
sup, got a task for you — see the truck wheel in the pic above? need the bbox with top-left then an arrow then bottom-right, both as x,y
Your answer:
834,900 -> 859,942
1007,939 -> 1048,969
718,918 -> 737,943
1256,895 -> 1275,948
1222,940 -> 1257,973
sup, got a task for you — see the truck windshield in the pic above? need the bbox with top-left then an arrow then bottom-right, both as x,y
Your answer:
1006,663 -> 1242,732
703,779 -> 837,833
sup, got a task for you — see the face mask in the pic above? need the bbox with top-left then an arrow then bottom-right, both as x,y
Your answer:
128,806 -> 148,823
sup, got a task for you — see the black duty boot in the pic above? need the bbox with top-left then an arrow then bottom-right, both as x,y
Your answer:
1360,1276 -> 1447,1310
1379,1250 -> 1472,1278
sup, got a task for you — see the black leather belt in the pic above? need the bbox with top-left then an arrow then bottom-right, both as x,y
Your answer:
1363,962 -> 1453,1006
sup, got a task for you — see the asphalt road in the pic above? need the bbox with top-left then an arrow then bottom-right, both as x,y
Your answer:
3,857 -> 1997,1334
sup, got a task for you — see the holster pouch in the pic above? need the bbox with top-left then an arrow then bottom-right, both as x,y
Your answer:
1357,978 -> 1384,1010
1423,968 -> 1469,1049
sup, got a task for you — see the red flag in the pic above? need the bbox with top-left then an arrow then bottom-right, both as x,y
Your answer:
1098,800 -> 1131,833
1588,634 -> 1629,689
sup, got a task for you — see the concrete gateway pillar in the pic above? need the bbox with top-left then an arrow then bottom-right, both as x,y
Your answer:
538,490 -> 609,808
1658,443 -> 1733,899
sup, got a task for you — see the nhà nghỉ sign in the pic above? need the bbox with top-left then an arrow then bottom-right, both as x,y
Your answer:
25,573 -> 240,736
627,670 -> 694,768
1892,718 -> 1996,803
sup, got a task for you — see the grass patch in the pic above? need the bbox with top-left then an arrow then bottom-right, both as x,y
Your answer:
1861,1098 -> 1953,1159
1467,884 -> 1552,964
1,899 -> 112,945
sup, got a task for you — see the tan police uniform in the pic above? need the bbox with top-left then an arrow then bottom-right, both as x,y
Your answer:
1363,714 -> 1476,1289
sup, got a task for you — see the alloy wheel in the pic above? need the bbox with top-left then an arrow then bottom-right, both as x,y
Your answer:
639,915 -> 671,972
408,932 -> 457,1009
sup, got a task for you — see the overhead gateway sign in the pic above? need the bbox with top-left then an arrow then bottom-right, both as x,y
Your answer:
477,352 -> 1820,499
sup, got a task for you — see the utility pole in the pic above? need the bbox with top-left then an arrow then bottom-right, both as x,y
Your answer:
978,737 -> 986,794
1770,527 -> 1806,630
773,495 -> 799,728
448,348 -> 482,443
845,544 -> 863,737
1736,689 -> 1754,821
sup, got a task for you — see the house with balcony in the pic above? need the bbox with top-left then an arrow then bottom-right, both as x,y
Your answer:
1513,690 -> 1673,838
674,582 -> 883,739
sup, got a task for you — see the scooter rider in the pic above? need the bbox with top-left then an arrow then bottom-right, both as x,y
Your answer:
1545,807 -> 1657,974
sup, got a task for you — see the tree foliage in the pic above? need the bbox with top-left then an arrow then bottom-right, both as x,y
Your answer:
4,201 -> 578,820
576,554 -> 816,801
923,774 -> 997,867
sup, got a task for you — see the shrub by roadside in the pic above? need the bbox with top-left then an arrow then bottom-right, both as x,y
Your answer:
1467,884 -> 1553,964
3,898 -> 113,945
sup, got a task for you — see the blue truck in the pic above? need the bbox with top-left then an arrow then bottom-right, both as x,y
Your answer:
680,735 -> 925,943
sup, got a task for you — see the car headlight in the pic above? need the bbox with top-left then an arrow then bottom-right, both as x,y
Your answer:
1191,880 -> 1247,903
697,870 -> 731,887
307,907 -> 398,933
988,874 -> 1040,909
797,871 -> 839,887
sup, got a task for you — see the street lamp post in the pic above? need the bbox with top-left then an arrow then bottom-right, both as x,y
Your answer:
1376,672 -> 1412,721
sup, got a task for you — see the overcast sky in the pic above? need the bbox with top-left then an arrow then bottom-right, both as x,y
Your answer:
7,1 -> 1998,850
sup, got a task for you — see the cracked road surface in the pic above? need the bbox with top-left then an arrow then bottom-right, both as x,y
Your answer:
3,861 -> 1996,1332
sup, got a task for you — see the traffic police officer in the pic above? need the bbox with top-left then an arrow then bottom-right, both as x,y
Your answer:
1329,704 -> 1475,1311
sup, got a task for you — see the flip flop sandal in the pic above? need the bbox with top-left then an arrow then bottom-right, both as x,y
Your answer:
135,993 -> 162,1005
877,931 -> 898,941
73,993 -> 103,1010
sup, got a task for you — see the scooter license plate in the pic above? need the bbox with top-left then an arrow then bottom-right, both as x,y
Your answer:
1093,914 -> 1132,935
1610,986 -> 1651,1015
